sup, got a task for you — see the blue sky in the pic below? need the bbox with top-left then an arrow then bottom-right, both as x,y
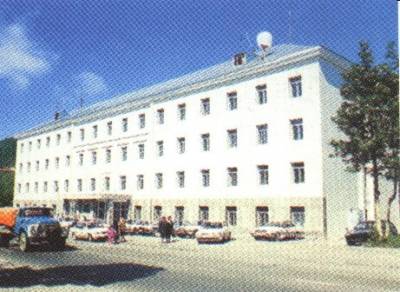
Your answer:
0,0 -> 397,139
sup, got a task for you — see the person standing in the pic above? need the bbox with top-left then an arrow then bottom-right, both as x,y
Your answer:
158,216 -> 167,243
118,218 -> 126,243
166,216 -> 174,243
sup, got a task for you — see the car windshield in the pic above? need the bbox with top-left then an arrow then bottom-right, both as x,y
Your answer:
21,208 -> 52,217
204,223 -> 223,229
354,223 -> 369,230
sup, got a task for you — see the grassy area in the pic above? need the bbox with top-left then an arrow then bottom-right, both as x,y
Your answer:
365,235 -> 400,248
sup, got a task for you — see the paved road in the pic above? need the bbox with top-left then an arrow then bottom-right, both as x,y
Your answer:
0,236 -> 400,291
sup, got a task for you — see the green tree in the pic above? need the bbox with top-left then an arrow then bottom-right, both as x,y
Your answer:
331,41 -> 397,240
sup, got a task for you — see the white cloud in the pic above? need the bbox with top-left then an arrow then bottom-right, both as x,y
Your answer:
0,23 -> 51,90
74,71 -> 108,97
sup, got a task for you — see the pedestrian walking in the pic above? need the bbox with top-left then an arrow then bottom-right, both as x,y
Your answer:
166,216 -> 174,243
107,225 -> 117,244
158,216 -> 167,243
118,218 -> 126,243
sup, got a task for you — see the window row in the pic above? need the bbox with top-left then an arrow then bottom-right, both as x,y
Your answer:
133,205 -> 305,227
17,162 -> 305,194
19,76 -> 303,153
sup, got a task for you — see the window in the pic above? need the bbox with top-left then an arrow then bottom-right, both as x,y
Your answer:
28,141 -> 32,151
92,125 -> 98,138
34,182 -> 39,193
227,129 -> 237,148
155,173 -> 163,189
45,137 -> 50,147
56,134 -> 61,145
67,131 -> 72,143
79,129 -> 85,141
227,92 -> 237,111
201,133 -> 210,151
157,141 -> 164,157
134,206 -> 142,221
157,109 -> 164,124
256,84 -> 267,104
225,206 -> 237,226
257,124 -> 268,144
45,159 -> 49,170
35,161 -> 39,172
177,137 -> 185,154
178,103 -> 186,120
77,179 -> 82,192
54,181 -> 59,192
120,176 -> 126,190
17,183 -> 21,193
107,121 -> 113,135
137,174 -> 144,190
92,151 -> 97,165
122,118 -> 128,132
201,169 -> 210,187
256,207 -> 269,226
65,155 -> 71,167
175,206 -> 184,226
292,162 -> 305,183
37,139 -> 41,149
199,206 -> 209,221
121,146 -> 128,161
19,163 -> 23,173
55,157 -> 60,169
138,144 -> 145,159
104,177 -> 110,191
90,178 -> 96,191
177,171 -> 185,188
227,167 -> 238,186
25,182 -> 30,193
290,207 -> 305,227
79,153 -> 84,166
64,179 -> 69,192
290,76 -> 302,97
139,114 -> 145,129
43,182 -> 48,193
258,165 -> 269,185
291,118 -> 304,140
27,162 -> 31,173
20,143 -> 24,153
106,149 -> 111,163
153,206 -> 162,222
201,98 -> 210,115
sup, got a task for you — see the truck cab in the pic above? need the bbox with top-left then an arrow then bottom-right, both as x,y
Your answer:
0,207 -> 69,252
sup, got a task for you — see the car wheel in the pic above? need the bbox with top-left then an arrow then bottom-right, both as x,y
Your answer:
19,232 -> 30,252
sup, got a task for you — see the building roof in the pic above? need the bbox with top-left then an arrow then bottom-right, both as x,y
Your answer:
15,44 -> 351,139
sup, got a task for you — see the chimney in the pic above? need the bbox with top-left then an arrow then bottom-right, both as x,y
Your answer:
233,52 -> 246,66
54,112 -> 60,121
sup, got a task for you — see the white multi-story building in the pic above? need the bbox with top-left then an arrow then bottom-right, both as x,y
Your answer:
14,43 -> 368,238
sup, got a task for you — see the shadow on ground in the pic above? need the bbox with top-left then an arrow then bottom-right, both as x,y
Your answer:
0,263 -> 164,288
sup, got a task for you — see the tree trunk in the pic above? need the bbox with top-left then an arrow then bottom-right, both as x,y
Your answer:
385,178 -> 397,239
372,160 -> 382,240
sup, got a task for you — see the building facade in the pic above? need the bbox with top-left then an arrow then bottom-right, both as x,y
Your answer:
14,44 -> 363,238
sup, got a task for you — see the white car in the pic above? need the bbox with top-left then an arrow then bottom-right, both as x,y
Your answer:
250,222 -> 304,241
195,222 -> 231,243
70,223 -> 108,241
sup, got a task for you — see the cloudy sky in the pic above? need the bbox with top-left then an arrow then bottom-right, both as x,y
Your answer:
0,0 -> 397,139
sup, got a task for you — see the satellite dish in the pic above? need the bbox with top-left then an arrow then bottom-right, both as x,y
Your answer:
257,32 -> 273,51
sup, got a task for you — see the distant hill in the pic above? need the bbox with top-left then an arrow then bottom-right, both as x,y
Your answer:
0,138 -> 16,207
0,138 -> 16,168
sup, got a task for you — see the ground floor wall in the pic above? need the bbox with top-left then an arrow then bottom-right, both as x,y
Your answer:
130,197 -> 324,236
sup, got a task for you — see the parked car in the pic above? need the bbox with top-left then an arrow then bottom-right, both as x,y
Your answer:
345,220 -> 398,246
174,221 -> 203,238
125,220 -> 143,234
250,221 -> 303,241
59,217 -> 76,229
195,222 -> 231,243
70,223 -> 108,241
